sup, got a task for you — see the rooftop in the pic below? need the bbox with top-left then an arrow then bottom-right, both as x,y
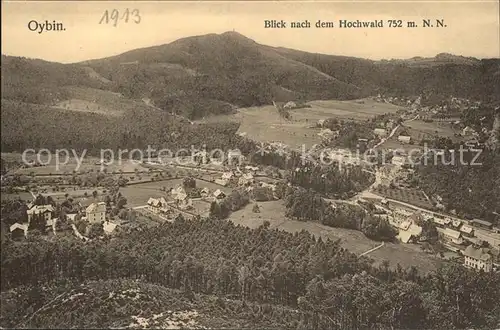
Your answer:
463,245 -> 492,261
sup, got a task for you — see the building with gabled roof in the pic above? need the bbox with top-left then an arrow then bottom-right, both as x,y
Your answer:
463,245 -> 493,272
213,189 -> 226,199
147,197 -> 168,214
103,221 -> 118,235
460,224 -> 474,236
200,187 -> 210,197
85,202 -> 106,223
439,227 -> 463,245
27,204 -> 54,224
10,223 -> 28,239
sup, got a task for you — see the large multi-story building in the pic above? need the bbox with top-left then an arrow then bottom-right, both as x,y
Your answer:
463,245 -> 493,272
85,202 -> 106,223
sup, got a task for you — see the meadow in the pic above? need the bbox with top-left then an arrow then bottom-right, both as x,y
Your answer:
230,200 -> 442,272
199,98 -> 402,148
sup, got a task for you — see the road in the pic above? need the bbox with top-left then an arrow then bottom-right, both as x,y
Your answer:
359,241 -> 385,257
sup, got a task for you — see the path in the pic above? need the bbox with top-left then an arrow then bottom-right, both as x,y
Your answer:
359,241 -> 385,257
71,223 -> 88,241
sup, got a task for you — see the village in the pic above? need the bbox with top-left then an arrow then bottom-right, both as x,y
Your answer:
4,138 -> 500,273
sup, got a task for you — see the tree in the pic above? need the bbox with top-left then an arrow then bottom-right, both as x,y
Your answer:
33,194 -> 46,206
116,196 -> 127,209
28,213 -> 46,234
92,190 -> 98,199
87,222 -> 104,239
183,177 -> 196,189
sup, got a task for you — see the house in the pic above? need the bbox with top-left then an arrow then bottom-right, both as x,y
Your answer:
381,199 -> 389,207
170,186 -> 186,198
433,217 -> 451,228
103,221 -> 118,235
85,202 -> 106,223
398,220 -> 412,231
147,197 -> 168,214
66,213 -> 78,222
462,126 -> 476,136
451,220 -> 462,230
215,178 -> 230,186
374,128 -> 388,137
460,224 -> 474,237
463,245 -> 493,272
397,223 -> 423,244
9,223 -> 28,239
222,172 -> 234,180
317,119 -> 326,127
391,156 -> 407,167
213,189 -> 226,199
200,187 -> 210,197
174,192 -> 188,203
284,101 -> 297,109
27,204 -> 54,224
238,173 -> 254,186
439,228 -> 463,245
178,198 -> 193,210
398,135 -> 412,144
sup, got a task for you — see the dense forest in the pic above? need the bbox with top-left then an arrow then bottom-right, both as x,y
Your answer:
0,100 -> 243,155
1,216 -> 499,329
416,150 -> 500,220
284,186 -> 397,242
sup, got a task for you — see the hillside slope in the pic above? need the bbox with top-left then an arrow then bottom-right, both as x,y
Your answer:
0,279 -> 321,329
2,31 -> 499,153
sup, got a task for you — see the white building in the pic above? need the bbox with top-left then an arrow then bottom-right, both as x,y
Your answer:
213,189 -> 226,199
439,227 -> 463,245
103,221 -> 118,235
463,245 -> 493,272
147,197 -> 168,214
27,204 -> 54,224
374,128 -> 388,137
398,135 -> 412,144
85,202 -> 106,223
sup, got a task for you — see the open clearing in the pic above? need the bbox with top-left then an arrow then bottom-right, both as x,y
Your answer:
3,152 -> 151,175
230,200 -> 441,272
199,98 -> 402,148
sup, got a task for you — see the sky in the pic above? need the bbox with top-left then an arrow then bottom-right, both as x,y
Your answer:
2,1 -> 499,63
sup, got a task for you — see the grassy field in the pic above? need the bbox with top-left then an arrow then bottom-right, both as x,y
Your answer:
368,243 -> 443,273
2,152 -> 152,176
230,200 -> 441,272
50,86 -> 152,117
198,98 -> 402,148
0,192 -> 33,202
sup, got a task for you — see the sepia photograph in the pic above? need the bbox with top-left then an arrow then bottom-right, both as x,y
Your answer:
1,0 -> 499,328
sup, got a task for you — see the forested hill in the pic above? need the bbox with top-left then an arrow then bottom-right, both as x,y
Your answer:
3,32 -> 500,120
2,216 -> 500,329
2,32 -> 499,153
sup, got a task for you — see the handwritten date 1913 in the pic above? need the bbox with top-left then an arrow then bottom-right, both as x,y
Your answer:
99,9 -> 141,26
